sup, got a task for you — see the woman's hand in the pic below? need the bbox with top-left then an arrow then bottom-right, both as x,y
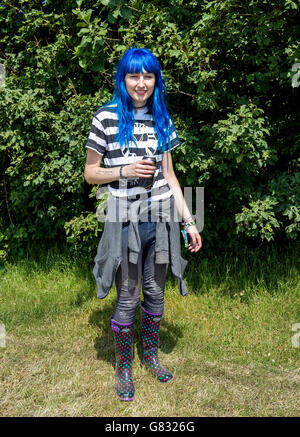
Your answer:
123,159 -> 156,178
186,225 -> 202,253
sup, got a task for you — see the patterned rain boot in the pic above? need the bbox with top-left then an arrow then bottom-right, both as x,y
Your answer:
140,305 -> 173,383
110,318 -> 135,401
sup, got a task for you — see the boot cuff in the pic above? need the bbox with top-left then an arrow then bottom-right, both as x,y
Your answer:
110,317 -> 133,333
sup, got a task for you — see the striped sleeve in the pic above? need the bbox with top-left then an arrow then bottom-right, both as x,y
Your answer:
167,117 -> 181,152
85,114 -> 107,156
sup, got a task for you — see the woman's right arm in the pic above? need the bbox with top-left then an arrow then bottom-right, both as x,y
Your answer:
84,149 -> 121,184
84,149 -> 156,185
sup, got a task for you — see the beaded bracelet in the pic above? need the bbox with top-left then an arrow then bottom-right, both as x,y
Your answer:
119,165 -> 127,179
183,220 -> 196,231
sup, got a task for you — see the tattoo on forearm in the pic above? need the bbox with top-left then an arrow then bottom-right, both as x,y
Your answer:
96,169 -> 113,176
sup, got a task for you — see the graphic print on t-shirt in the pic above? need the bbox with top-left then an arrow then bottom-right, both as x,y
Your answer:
133,122 -> 156,155
122,121 -> 158,189
120,122 -> 157,158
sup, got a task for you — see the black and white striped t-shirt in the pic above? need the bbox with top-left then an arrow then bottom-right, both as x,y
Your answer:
85,103 -> 181,202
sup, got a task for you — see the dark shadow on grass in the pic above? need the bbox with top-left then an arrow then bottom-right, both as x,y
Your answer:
88,299 -> 184,368
88,301 -> 116,367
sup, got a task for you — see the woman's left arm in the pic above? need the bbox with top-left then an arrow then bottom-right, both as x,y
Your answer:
162,152 -> 202,253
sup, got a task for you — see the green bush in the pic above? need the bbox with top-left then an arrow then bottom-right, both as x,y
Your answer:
0,0 -> 299,258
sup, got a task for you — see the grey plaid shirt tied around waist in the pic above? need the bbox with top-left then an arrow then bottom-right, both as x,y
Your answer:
92,193 -> 189,299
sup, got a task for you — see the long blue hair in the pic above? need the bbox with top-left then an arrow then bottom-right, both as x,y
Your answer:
108,47 -> 174,152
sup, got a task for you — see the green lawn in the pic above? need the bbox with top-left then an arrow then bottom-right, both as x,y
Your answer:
0,244 -> 299,416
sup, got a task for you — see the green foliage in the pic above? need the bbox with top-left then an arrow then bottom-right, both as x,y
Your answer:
0,0 -> 299,257
235,197 -> 280,242
64,211 -> 103,255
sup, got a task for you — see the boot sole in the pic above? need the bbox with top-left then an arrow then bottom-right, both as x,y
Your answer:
117,394 -> 135,401
160,375 -> 174,383
141,361 -> 174,383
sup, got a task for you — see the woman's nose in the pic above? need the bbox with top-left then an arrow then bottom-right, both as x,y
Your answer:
137,76 -> 146,87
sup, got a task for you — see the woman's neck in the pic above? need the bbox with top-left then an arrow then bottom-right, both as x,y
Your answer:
133,103 -> 147,109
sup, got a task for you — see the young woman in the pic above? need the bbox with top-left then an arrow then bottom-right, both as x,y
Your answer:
84,48 -> 202,401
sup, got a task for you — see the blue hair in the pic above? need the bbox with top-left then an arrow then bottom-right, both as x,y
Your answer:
108,48 -> 174,152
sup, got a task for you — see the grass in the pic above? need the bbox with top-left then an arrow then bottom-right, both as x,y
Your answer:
0,243 -> 299,417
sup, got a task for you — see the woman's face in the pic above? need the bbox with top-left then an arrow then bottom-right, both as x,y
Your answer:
125,69 -> 155,107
